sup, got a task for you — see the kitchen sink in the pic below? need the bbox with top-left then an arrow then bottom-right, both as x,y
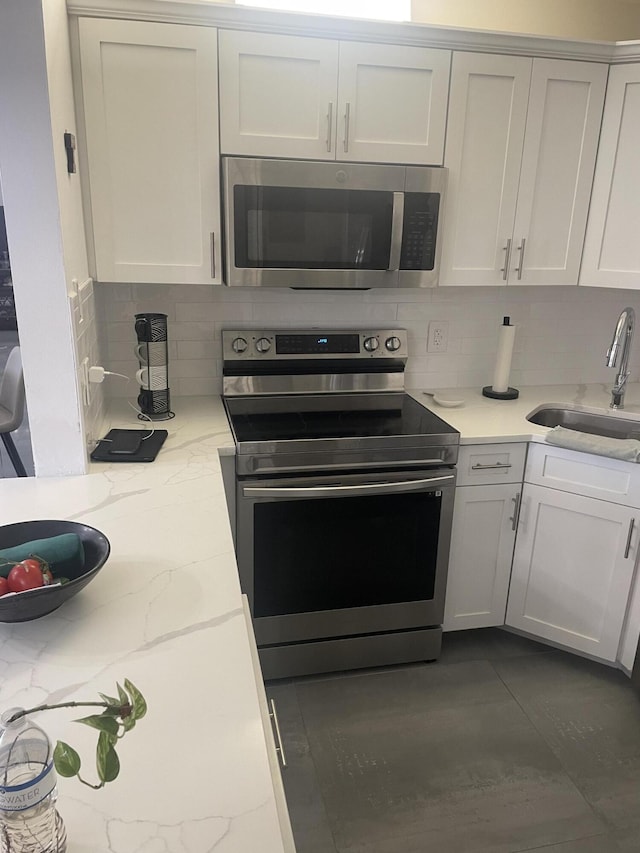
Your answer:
526,404 -> 640,440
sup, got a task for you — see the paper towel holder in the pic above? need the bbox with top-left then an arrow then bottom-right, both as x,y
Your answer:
482,316 -> 519,400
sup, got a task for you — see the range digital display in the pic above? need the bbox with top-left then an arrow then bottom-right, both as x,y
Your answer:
276,334 -> 360,355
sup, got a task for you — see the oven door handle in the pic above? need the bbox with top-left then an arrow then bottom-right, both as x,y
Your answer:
242,474 -> 455,499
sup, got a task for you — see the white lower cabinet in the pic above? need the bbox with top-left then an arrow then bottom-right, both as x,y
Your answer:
445,443 -> 526,631
242,596 -> 296,853
446,441 -> 640,669
506,482 -> 639,663
444,483 -> 519,630
618,568 -> 640,672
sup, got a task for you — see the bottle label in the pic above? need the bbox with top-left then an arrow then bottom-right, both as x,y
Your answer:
0,761 -> 57,811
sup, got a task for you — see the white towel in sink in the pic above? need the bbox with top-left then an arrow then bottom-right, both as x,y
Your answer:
545,426 -> 640,462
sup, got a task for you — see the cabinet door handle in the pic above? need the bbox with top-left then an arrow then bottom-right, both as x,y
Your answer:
515,237 -> 526,280
510,492 -> 522,532
343,102 -> 351,152
471,462 -> 512,470
625,518 -> 635,559
269,698 -> 287,768
500,239 -> 512,281
326,101 -> 334,152
210,232 -> 216,280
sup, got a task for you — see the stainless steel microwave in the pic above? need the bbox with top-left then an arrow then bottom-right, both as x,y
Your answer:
222,157 -> 447,289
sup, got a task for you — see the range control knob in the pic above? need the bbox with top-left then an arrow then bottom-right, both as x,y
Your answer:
363,336 -> 379,353
231,336 -> 248,354
385,336 -> 402,352
255,337 -> 272,354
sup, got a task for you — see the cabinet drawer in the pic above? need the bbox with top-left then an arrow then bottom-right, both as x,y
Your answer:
525,442 -> 640,509
456,443 -> 526,486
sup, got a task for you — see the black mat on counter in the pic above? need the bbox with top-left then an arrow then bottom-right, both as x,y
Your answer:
90,428 -> 168,463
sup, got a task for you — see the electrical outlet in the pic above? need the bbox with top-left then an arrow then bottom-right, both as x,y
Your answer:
428,321 -> 449,353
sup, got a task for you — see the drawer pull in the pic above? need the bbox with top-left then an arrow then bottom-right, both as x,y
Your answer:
471,462 -> 512,470
625,518 -> 635,559
269,698 -> 287,768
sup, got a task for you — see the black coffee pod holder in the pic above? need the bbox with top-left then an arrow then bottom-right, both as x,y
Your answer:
134,312 -> 175,421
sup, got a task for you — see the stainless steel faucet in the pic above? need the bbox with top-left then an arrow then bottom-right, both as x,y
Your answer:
606,307 -> 636,409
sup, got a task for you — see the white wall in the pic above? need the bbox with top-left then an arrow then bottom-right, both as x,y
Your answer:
99,284 -> 640,400
410,0 -> 640,41
41,0 -> 105,451
0,0 -> 101,476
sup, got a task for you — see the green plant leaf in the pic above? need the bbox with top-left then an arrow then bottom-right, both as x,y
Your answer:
99,692 -> 119,707
75,714 -> 119,736
124,679 -> 147,720
121,712 -> 136,733
116,682 -> 129,706
96,731 -> 120,783
54,741 -> 81,778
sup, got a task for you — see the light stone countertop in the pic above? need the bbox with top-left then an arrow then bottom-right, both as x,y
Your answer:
0,397 -> 289,853
1,383 -> 638,851
410,382 -> 640,445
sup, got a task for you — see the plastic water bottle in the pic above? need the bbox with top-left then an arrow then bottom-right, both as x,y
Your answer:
0,708 -> 66,853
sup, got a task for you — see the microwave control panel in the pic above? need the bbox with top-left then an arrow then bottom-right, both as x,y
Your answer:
400,193 -> 440,271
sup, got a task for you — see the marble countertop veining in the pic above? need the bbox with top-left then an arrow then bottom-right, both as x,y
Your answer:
1,383 -> 638,851
0,397 -> 288,853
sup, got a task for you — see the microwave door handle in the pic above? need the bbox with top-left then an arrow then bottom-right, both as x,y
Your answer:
388,192 -> 404,271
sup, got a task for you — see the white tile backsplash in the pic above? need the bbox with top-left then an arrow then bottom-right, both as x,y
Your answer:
96,283 -> 640,397
177,340 -> 220,359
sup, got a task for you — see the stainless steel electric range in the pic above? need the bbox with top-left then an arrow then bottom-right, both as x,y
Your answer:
222,329 -> 460,680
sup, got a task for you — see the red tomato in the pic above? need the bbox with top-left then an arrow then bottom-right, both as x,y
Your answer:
0,578 -> 9,597
8,561 -> 44,593
23,558 -> 53,585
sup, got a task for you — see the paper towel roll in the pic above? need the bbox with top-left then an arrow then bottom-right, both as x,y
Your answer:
491,318 -> 516,393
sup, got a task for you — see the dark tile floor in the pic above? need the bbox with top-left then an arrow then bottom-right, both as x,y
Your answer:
266,628 -> 640,853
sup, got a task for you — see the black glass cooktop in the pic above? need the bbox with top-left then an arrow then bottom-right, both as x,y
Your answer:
224,393 -> 458,443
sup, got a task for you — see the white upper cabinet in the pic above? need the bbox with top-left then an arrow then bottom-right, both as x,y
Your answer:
514,60 -> 607,286
580,64 -> 640,289
336,42 -> 450,165
78,19 -> 222,284
440,53 -> 531,287
440,53 -> 607,287
219,30 -> 450,165
218,31 -> 339,161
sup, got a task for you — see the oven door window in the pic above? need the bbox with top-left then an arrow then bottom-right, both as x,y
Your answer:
233,186 -> 393,270
253,490 -> 440,618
